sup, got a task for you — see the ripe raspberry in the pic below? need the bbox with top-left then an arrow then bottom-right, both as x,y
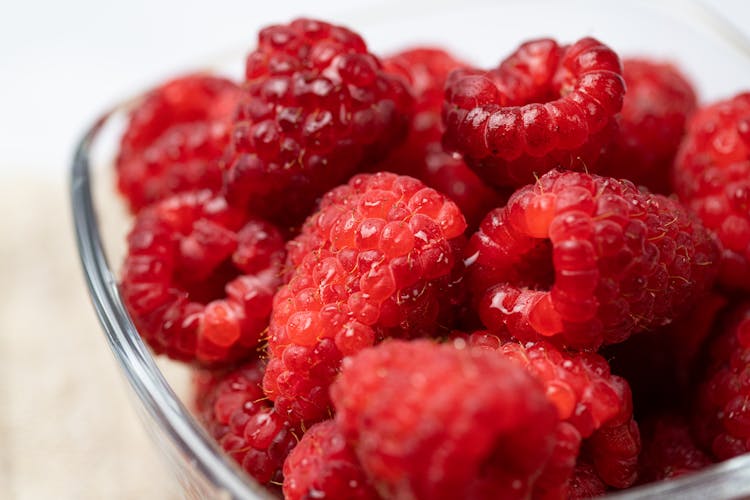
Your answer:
692,301 -> 750,460
467,169 -> 720,350
282,420 -> 377,500
193,360 -> 299,486
604,291 -> 728,413
385,47 -> 469,112
443,37 -> 625,187
584,416 -> 642,489
331,339 -> 559,500
120,190 -> 285,364
568,459 -> 607,499
638,413 -> 713,483
460,331 -> 639,489
533,422 -> 582,500
378,47 -> 502,228
673,93 -> 750,290
224,18 -> 413,226
264,173 -> 467,424
116,74 -> 241,212
599,58 -> 697,194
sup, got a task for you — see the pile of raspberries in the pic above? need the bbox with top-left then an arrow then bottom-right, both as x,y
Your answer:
116,18 -> 750,499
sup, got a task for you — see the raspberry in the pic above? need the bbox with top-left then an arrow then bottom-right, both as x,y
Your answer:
264,173 -> 467,424
533,422 -> 582,500
585,416 -> 642,489
378,47 -> 502,228
568,459 -> 607,499
120,190 -> 285,364
385,47 -> 468,112
116,74 -> 241,212
413,145 -> 505,230
604,291 -> 728,413
638,413 -> 713,483
599,58 -> 697,194
282,420 -> 377,500
193,360 -> 299,486
224,18 -> 413,226
330,339 -> 559,500
673,92 -> 750,290
460,332 -> 640,489
443,37 -> 625,187
467,169 -> 720,350
692,301 -> 750,460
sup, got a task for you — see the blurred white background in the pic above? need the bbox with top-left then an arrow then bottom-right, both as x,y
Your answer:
0,1 -> 749,499
0,0 -> 749,178
0,0 -> 376,178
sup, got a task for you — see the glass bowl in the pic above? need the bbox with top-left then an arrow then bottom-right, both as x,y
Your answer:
71,1 -> 750,498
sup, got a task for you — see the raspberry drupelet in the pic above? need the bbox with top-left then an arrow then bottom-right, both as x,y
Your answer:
379,47 -> 502,228
599,58 -> 697,194
224,18 -> 413,227
673,92 -> 750,290
638,413 -> 713,483
120,190 -> 285,364
467,169 -> 720,350
460,331 -> 640,490
263,172 -> 467,425
692,301 -> 750,460
330,339 -> 559,500
443,37 -> 625,188
282,420 -> 378,500
116,74 -> 242,212
193,360 -> 299,486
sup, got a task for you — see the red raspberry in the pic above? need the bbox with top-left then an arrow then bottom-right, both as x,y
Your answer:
533,422 -> 582,500
460,332 -> 639,489
599,58 -> 697,194
331,339 -> 559,500
692,301 -> 750,460
116,74 -> 241,212
264,173 -> 467,424
282,420 -> 377,500
673,93 -> 750,290
443,37 -> 625,188
585,416 -> 642,490
384,47 -> 469,112
604,291 -> 728,413
120,190 -> 285,364
224,18 -> 413,226
193,360 -> 299,486
467,169 -> 720,350
638,413 -> 713,483
378,47 -> 502,228
568,459 -> 607,499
